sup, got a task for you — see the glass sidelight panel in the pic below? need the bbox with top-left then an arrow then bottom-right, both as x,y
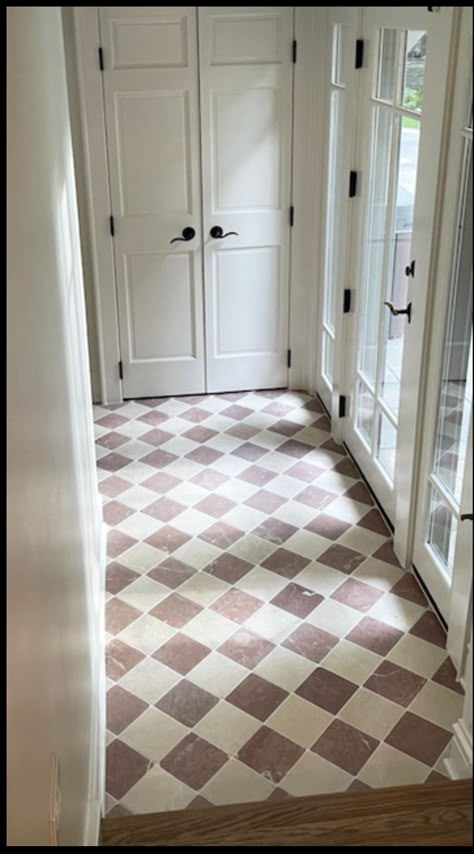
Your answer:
402,31 -> 426,112
427,484 -> 458,569
376,29 -> 398,103
377,410 -> 397,481
356,380 -> 374,447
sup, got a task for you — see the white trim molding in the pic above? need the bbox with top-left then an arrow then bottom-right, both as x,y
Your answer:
444,637 -> 473,781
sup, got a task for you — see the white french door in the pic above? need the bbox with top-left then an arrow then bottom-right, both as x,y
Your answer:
341,8 -> 453,544
99,6 -> 294,399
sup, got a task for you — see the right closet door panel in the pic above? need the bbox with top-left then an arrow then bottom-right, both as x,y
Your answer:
198,7 -> 294,393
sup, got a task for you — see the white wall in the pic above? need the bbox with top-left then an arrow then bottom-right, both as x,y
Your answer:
7,7 -> 105,846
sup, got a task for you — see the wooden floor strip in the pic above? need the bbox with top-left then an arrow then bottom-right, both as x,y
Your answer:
101,779 -> 472,847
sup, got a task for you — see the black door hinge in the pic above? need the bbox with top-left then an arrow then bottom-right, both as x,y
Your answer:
292,40 -> 297,63
290,205 -> 294,227
339,395 -> 347,418
349,171 -> 358,198
343,289 -> 352,313
110,215 -> 115,237
119,361 -> 123,380
355,39 -> 364,69
98,47 -> 104,71
287,349 -> 292,369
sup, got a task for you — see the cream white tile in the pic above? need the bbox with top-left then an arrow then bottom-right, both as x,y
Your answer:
253,646 -> 315,692
351,557 -> 404,590
122,766 -> 194,814
230,536 -> 277,566
326,496 -> 369,523
121,707 -> 188,763
313,470 -> 356,495
119,439 -> 157,461
95,445 -> 110,460
159,436 -> 198,458
120,541 -> 168,573
200,414 -> 235,433
338,527 -> 389,557
216,478 -> 259,503
94,423 -> 109,439
194,701 -> 260,755
273,500 -> 317,527
222,504 -> 267,532
259,451 -> 293,473
201,758 -> 274,805
252,430 -> 287,450
205,433 -> 243,453
308,449 -> 343,469
359,743 -> 428,788
291,428 -> 328,447
387,633 -> 447,679
368,592 -> 425,631
117,401 -> 149,420
171,539 -> 222,570
306,598 -> 361,637
120,462 -> 160,485
243,412 -> 278,430
93,404 -> 108,419
166,481 -> 209,507
117,614 -> 175,655
266,474 -> 305,499
267,695 -> 333,748
169,509 -> 214,536
117,575 -> 169,611
281,752 -> 352,796
115,419 -> 152,439
183,609 -> 237,648
283,530 -> 328,560
245,603 -> 300,644
116,512 -> 162,541
321,639 -> 382,684
279,391 -> 310,407
105,794 -> 119,815
243,392 -> 277,410
197,396 -> 230,413
160,415 -> 193,433
106,729 -> 115,746
409,680 -> 464,730
294,562 -> 347,596
212,454 -> 250,476
178,572 -> 229,607
235,567 -> 289,601
159,399 -> 192,416
165,458 -> 204,481
188,650 -> 248,697
119,485 -> 161,511
96,468 -> 110,482
118,657 -> 180,704
338,687 -> 404,741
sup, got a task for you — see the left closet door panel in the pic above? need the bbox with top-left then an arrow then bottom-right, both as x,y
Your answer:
99,7 -> 206,398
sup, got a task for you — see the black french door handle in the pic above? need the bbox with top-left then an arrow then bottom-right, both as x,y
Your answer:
384,301 -> 412,323
210,226 -> 239,239
460,513 -> 473,522
170,226 -> 196,244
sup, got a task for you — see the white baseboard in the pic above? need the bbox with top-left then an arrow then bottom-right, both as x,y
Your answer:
84,798 -> 102,846
444,719 -> 473,780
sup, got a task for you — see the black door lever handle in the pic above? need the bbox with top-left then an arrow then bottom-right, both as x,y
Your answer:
460,513 -> 473,522
210,226 -> 239,239
170,227 -> 196,244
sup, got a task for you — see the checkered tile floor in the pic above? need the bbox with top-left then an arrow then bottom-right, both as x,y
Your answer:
95,390 -> 464,817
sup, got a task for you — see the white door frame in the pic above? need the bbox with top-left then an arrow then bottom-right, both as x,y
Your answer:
71,6 -> 325,404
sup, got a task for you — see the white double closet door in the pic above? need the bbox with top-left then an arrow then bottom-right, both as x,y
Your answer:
99,6 -> 294,398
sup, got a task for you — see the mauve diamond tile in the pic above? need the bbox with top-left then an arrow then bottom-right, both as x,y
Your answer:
183,426 -> 217,443
96,413 -> 129,429
261,548 -> 310,579
218,391 -> 249,402
181,394 -> 209,405
145,525 -> 191,554
426,770 -> 448,784
364,661 -> 426,707
199,521 -> 244,549
303,398 -> 323,412
141,471 -> 182,494
253,517 -> 298,545
294,485 -> 337,510
221,404 -> 253,420
278,439 -> 312,459
98,452 -> 131,472
99,475 -> 131,498
107,805 -> 133,818
106,639 -> 145,682
346,615 -> 403,656
103,500 -> 135,526
296,667 -> 358,714
187,796 -> 213,810
107,530 -> 138,559
226,674 -> 288,721
267,787 -> 293,802
311,415 -> 331,432
320,438 -> 345,455
190,469 -> 229,491
317,544 -> 366,574
106,739 -> 149,800
245,489 -> 286,514
136,397 -> 166,409
107,685 -> 148,734
106,562 -> 140,595
185,446 -> 223,466
347,779 -> 371,792
305,514 -> 351,541
152,633 -> 211,675
312,719 -> 379,775
218,628 -> 274,669
357,508 -> 391,537
269,419 -> 302,437
343,482 -> 373,506
385,711 -> 452,766
285,461 -> 326,482
372,541 -> 401,567
238,465 -> 276,487
231,442 -> 268,462
205,553 -> 253,584
226,423 -> 260,440
282,623 -> 338,663
137,410 -> 170,426
181,407 -> 210,424
331,458 -> 359,479
148,557 -> 196,589
106,598 -> 142,635
140,427 -> 174,446
261,402 -> 294,417
331,577 -> 384,613
96,431 -> 129,451
432,657 -> 464,695
161,734 -> 227,790
270,582 -> 323,619
254,389 -> 286,400
149,593 -> 202,629
409,612 -> 447,648
238,725 -> 304,782
141,448 -> 178,469
195,494 -> 236,519
211,588 -> 264,624
390,573 -> 428,607
156,678 -> 218,727
143,497 -> 186,523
